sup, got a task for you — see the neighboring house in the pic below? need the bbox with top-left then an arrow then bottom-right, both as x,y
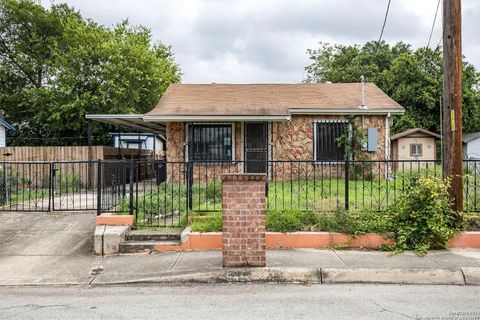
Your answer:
391,128 -> 441,162
87,83 -> 405,179
462,132 -> 480,159
0,118 -> 15,148
110,132 -> 165,156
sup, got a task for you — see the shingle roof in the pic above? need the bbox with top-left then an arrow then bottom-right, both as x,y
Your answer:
463,132 -> 480,143
146,83 -> 404,117
391,128 -> 442,141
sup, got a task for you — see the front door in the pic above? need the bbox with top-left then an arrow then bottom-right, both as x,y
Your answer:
244,123 -> 268,173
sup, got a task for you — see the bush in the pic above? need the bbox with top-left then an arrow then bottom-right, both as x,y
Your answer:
266,210 -> 304,233
190,212 -> 222,232
205,180 -> 222,201
57,172 -> 81,192
265,208 -> 390,234
387,177 -> 464,254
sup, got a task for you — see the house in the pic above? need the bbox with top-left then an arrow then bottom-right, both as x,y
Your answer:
110,132 -> 165,158
390,128 -> 441,162
87,83 -> 405,180
0,118 -> 15,148
462,132 -> 480,159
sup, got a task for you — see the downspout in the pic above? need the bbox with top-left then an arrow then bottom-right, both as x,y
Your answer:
385,112 -> 391,179
385,113 -> 391,160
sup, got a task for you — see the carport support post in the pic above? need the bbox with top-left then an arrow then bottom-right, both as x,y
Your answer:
96,160 -> 102,215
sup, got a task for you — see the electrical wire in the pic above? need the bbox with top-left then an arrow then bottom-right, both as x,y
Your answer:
427,0 -> 441,49
377,0 -> 392,45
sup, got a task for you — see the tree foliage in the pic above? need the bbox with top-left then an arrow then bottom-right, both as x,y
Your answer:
305,41 -> 480,134
0,0 -> 181,145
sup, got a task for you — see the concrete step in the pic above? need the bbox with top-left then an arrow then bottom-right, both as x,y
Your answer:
119,240 -> 181,254
126,231 -> 181,242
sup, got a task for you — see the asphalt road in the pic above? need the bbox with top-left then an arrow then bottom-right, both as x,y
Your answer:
0,284 -> 479,320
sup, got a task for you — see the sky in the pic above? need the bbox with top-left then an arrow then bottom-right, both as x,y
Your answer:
44,0 -> 480,84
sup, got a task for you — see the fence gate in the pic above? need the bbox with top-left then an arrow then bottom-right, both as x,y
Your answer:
51,161 -> 97,211
0,161 -> 51,212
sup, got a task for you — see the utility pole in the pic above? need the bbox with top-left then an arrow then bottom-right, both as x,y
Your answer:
442,0 -> 463,211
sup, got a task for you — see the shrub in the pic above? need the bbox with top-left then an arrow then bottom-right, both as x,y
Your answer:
266,210 -> 304,233
387,177 -> 464,254
205,180 -> 222,201
190,212 -> 222,232
57,172 -> 81,192
265,208 -> 391,234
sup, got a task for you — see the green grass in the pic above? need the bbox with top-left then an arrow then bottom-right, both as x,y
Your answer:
114,165 -> 480,228
0,188 -> 49,207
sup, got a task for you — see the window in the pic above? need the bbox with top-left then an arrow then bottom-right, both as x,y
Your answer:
187,124 -> 233,161
314,121 -> 349,161
410,144 -> 422,156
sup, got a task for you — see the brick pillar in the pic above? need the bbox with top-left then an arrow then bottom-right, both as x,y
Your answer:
222,173 -> 267,267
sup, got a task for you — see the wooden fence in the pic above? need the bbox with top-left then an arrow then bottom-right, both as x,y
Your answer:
0,146 -> 157,161
0,146 -> 159,189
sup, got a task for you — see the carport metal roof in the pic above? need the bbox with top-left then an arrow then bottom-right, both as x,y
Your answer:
85,114 -> 165,134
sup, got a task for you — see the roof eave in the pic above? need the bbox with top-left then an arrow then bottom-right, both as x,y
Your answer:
85,114 -> 166,134
143,115 -> 291,122
0,119 -> 16,131
288,108 -> 405,115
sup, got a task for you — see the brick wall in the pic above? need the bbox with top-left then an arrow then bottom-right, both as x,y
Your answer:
222,174 -> 266,267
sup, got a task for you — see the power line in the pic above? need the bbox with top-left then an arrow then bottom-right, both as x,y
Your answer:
377,0 -> 392,45
437,35 -> 443,48
427,0 -> 441,49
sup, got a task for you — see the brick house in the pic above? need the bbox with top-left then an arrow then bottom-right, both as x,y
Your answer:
88,83 -> 404,180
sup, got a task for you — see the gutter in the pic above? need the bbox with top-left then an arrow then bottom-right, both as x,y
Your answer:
143,115 -> 291,122
85,114 -> 144,119
288,108 -> 405,115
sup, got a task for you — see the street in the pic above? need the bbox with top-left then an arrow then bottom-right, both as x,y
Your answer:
0,284 -> 479,320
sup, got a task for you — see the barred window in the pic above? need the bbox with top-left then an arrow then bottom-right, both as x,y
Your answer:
314,121 -> 349,161
187,124 -> 233,161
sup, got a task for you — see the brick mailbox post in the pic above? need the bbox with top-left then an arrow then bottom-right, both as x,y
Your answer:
221,173 -> 267,267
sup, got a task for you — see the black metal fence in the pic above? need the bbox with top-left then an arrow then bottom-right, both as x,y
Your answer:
1,159 -> 479,228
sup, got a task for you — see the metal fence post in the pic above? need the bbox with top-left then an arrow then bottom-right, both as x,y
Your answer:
96,160 -> 102,216
129,158 -> 134,218
345,159 -> 349,211
49,162 -> 54,212
187,161 -> 193,210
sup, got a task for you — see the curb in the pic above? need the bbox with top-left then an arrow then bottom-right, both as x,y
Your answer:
461,267 -> 480,285
321,268 -> 465,285
2,268 -> 478,287
92,268 -> 322,285
90,267 -> 478,286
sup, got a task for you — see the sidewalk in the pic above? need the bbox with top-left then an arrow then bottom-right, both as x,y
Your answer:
1,249 -> 479,286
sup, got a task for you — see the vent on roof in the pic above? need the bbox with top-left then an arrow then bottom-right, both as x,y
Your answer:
359,75 -> 367,110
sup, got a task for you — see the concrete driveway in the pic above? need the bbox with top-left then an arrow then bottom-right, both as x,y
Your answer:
0,212 -> 100,285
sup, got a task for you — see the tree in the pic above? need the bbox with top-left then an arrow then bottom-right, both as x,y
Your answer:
0,0 -> 181,145
304,41 -> 480,135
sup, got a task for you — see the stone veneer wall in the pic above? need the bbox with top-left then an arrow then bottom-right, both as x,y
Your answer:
165,115 -> 389,181
271,115 -> 387,161
270,115 -> 388,180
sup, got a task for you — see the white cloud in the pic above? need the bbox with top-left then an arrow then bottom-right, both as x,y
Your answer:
46,0 -> 480,83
